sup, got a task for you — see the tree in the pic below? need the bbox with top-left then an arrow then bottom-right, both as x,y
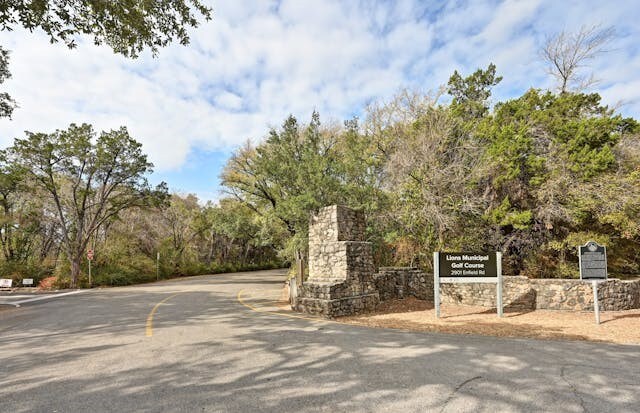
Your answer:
478,88 -> 638,275
0,1 -> 211,117
9,123 -> 168,287
0,152 -> 35,261
381,93 -> 485,265
447,63 -> 502,119
221,112 -> 347,259
0,47 -> 17,118
160,193 -> 205,270
541,25 -> 615,93
0,1 -> 212,58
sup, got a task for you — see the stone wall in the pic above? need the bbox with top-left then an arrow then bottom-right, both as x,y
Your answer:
440,277 -> 640,311
374,267 -> 432,301
440,277 -> 535,311
293,205 -> 379,318
372,267 -> 640,311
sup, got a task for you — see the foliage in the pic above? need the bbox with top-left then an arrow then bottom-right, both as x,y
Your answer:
0,1 -> 211,119
8,123 -> 168,286
0,0 -> 212,58
2,60 -> 640,284
221,112 -> 381,261
447,63 -> 502,119
0,46 -> 17,118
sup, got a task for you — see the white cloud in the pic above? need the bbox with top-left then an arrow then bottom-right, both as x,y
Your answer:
0,0 -> 638,179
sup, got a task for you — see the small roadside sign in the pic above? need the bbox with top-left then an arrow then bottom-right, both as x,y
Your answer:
579,241 -> 607,280
578,241 -> 607,325
87,249 -> 94,261
0,279 -> 12,288
22,278 -> 34,286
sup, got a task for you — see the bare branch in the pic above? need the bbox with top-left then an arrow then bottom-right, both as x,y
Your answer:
541,25 -> 615,93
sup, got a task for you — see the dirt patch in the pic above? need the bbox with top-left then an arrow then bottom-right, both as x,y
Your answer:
338,297 -> 640,345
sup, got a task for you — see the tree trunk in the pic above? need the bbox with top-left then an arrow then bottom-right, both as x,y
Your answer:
70,257 -> 81,288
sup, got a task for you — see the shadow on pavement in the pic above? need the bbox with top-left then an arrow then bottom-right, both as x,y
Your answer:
0,269 -> 638,413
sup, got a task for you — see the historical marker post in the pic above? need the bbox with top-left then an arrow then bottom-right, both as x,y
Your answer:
579,241 -> 607,324
433,252 -> 440,318
434,251 -> 503,318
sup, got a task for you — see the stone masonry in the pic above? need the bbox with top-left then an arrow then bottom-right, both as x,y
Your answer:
292,205 -> 379,318
377,269 -> 640,311
439,276 -> 640,311
374,267 -> 432,301
291,205 -> 640,315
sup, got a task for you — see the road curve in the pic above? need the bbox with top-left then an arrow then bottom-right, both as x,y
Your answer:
0,269 -> 638,413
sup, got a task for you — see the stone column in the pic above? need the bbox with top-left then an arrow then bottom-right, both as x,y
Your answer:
293,205 -> 379,317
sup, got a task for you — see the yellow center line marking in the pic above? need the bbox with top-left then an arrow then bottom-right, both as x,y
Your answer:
146,293 -> 182,337
237,289 -> 329,322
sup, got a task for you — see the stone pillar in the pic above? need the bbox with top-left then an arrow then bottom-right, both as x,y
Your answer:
293,205 -> 379,318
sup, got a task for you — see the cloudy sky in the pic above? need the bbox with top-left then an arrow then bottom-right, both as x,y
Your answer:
1,0 -> 639,202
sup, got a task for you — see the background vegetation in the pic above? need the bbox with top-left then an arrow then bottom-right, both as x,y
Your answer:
221,75 -> 640,279
1,13 -> 638,285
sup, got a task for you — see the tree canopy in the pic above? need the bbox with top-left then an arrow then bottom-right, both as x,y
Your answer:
9,123 -> 169,286
0,0 -> 212,57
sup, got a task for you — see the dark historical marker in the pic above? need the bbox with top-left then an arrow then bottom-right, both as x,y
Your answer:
438,252 -> 497,277
579,241 -> 607,280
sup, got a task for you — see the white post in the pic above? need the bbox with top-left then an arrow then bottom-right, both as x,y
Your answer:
496,252 -> 503,317
88,259 -> 92,288
156,252 -> 160,281
592,280 -> 600,324
434,252 -> 440,318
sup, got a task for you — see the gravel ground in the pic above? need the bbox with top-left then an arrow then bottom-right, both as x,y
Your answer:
338,297 -> 640,345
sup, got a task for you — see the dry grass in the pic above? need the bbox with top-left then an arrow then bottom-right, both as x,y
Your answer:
338,297 -> 640,345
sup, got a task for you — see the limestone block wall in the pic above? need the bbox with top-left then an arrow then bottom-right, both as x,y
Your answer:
440,276 -> 640,311
374,267 -> 433,301
373,268 -> 640,311
308,241 -> 375,287
440,277 -> 536,311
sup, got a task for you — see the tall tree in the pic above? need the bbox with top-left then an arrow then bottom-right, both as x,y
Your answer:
222,112 -> 346,258
9,123 -> 168,286
382,94 -> 485,262
541,25 -> 615,93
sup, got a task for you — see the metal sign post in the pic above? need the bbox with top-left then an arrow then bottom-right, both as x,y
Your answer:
156,252 -> 160,281
434,252 -> 440,318
497,252 -> 503,317
592,281 -> 600,324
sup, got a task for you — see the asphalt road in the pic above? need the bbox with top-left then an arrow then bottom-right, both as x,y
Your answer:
1,269 -> 638,413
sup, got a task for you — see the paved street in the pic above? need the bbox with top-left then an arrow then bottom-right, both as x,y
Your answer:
1,269 -> 638,413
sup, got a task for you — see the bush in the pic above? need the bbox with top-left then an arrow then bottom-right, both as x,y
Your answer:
0,261 -> 53,286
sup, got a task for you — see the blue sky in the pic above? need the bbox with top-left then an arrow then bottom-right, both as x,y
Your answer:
1,0 -> 639,202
